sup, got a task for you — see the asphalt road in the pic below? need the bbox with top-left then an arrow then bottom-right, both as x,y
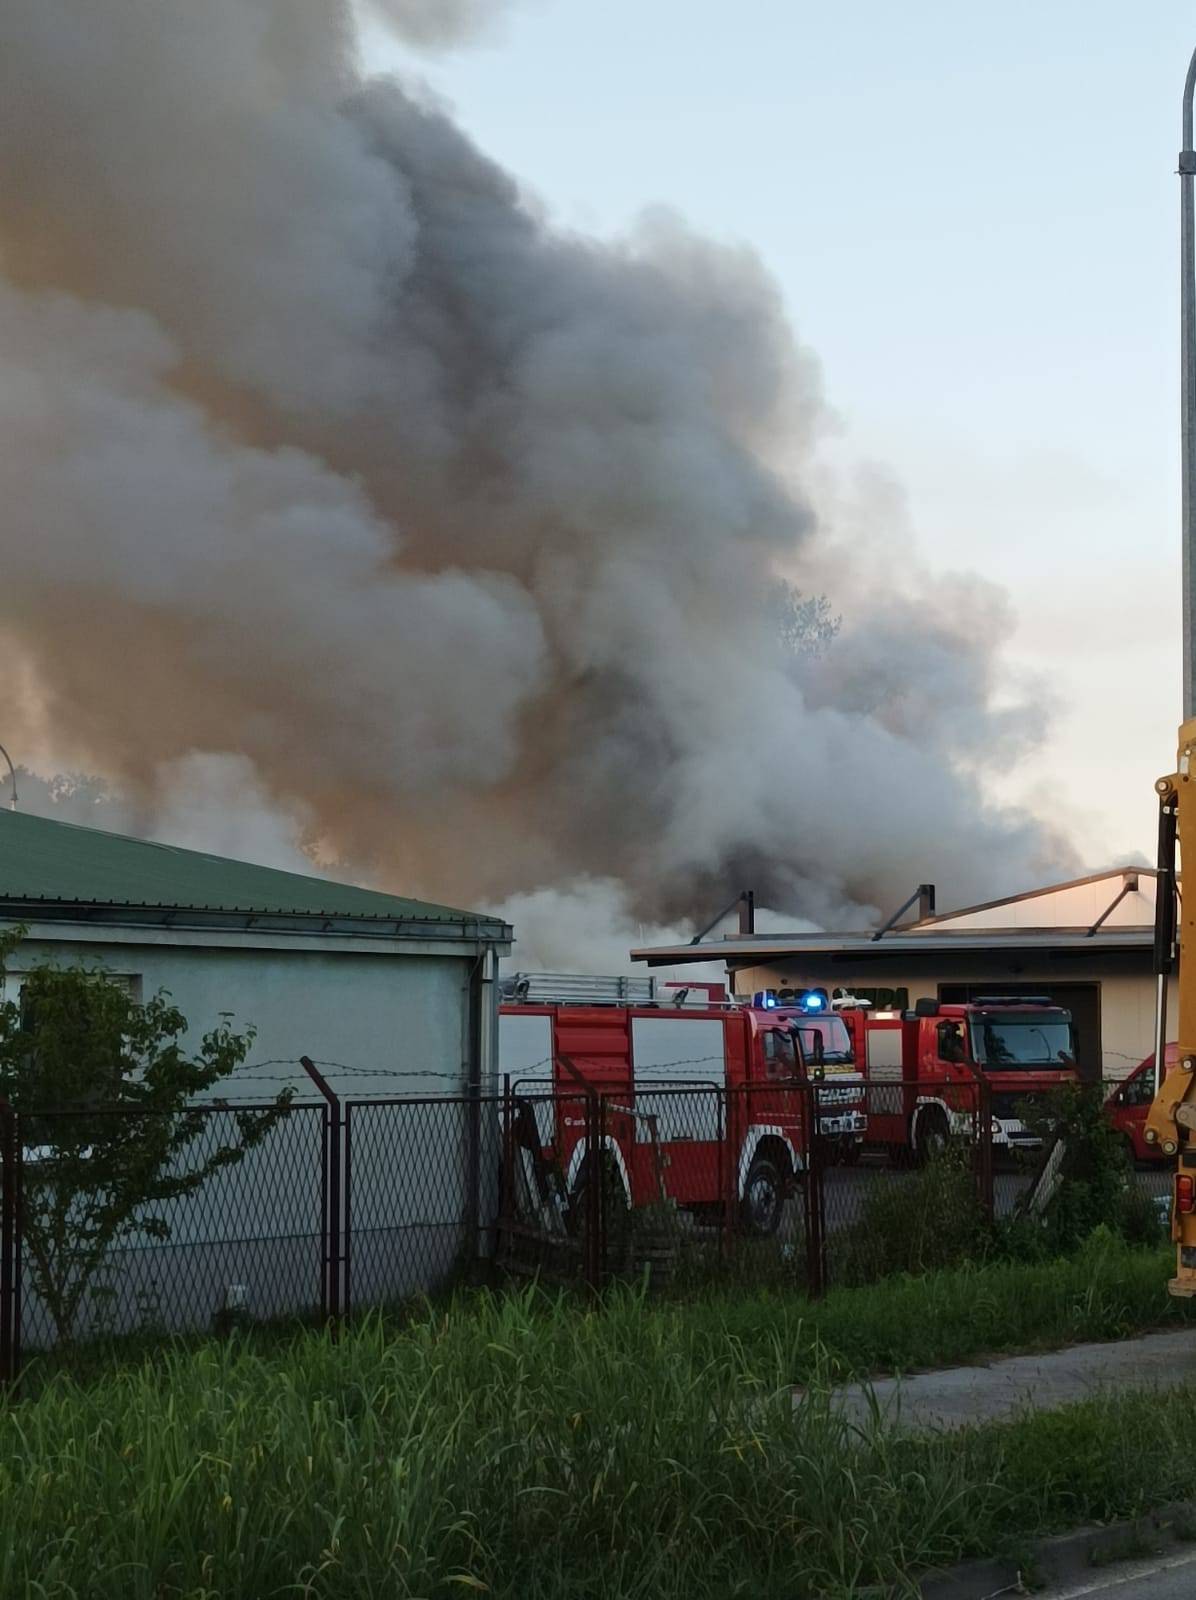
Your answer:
1035,1548 -> 1196,1597
819,1328 -> 1196,1432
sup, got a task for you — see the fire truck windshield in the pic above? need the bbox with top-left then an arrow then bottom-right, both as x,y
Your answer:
793,1016 -> 854,1066
969,1013 -> 1074,1070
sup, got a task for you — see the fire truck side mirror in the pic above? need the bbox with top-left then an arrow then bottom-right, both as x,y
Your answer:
914,998 -> 941,1018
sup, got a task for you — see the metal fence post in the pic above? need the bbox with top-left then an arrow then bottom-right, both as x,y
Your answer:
804,1082 -> 827,1298
300,1057 -> 344,1330
584,1092 -> 603,1294
721,1086 -> 734,1259
976,1076 -> 995,1226
0,1100 -> 16,1387
342,1103 -> 353,1319
465,954 -> 484,1264
498,1074 -> 513,1265
11,1119 -> 19,1385
596,1092 -> 608,1293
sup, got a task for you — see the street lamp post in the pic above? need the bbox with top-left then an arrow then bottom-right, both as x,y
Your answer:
1181,46 -> 1196,719
1160,48 -> 1196,1096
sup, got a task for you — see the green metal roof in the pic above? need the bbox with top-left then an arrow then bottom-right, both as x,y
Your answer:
0,809 -> 509,937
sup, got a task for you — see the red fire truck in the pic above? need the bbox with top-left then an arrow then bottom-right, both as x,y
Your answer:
498,973 -> 865,1234
827,993 -> 1079,1161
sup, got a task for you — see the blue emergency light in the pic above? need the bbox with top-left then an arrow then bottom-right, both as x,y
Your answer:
751,989 -> 826,1013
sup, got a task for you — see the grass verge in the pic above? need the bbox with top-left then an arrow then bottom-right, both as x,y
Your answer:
3,1244 -> 1196,1598
701,1231 -> 1195,1380
20,1233 -> 1192,1394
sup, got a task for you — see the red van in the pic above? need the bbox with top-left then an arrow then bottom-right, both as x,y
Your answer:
1105,1045 -> 1178,1163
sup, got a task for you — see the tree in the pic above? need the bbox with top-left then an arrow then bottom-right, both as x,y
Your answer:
0,929 -> 291,1345
1013,1084 -> 1163,1254
771,581 -> 841,660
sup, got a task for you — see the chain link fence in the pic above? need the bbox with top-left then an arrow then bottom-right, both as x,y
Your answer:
0,1073 -> 1173,1385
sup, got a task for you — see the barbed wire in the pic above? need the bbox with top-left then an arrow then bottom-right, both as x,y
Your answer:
207,1052 -> 742,1106
220,1049 -> 1152,1101
231,1057 -> 485,1085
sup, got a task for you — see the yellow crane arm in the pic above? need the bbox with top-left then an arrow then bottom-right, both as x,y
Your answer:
1145,720 -> 1196,1293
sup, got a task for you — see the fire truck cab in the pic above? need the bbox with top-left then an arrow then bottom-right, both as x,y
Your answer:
498,973 -> 865,1235
830,994 -> 1078,1161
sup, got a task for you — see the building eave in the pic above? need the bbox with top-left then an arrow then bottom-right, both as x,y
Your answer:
0,902 -> 513,956
632,929 -> 1155,967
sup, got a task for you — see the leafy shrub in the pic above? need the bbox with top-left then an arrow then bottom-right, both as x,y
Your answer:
0,931 -> 286,1346
833,1147 -> 990,1286
1007,1085 -> 1164,1257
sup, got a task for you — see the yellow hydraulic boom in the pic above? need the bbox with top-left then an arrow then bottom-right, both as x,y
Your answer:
1145,721 -> 1196,1294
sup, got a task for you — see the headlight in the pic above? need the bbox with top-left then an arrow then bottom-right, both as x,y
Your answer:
991,1118 -> 1001,1135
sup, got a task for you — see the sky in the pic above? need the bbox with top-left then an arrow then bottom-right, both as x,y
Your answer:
367,0 -> 1194,873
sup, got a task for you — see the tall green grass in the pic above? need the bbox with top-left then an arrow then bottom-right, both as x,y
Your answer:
829,1146 -> 991,1287
22,1234 -> 1190,1396
700,1233 -> 1194,1380
2,1246 -> 1195,1598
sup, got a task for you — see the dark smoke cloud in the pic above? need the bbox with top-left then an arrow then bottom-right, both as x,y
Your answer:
0,0 -> 1075,956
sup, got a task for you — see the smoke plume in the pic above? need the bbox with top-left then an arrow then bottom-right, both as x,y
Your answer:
0,0 -> 1075,959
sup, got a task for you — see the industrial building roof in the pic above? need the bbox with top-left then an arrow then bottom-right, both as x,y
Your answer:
632,928 -> 1154,966
0,809 -> 511,939
632,868 -> 1157,967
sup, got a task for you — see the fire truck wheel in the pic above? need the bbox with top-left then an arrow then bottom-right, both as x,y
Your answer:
741,1153 -> 787,1236
913,1106 -> 950,1165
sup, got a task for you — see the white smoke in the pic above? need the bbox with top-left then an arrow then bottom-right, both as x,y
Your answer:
12,757 -> 319,874
0,0 -> 1076,960
492,881 -> 696,977
490,880 -> 822,978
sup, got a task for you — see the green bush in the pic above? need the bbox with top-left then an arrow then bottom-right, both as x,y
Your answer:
0,933 -> 284,1346
1006,1085 -> 1165,1258
832,1147 -> 991,1287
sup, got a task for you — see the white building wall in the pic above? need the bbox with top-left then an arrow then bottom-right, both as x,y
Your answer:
3,935 -> 472,1098
1098,973 -> 1165,1078
733,959 -> 1160,1081
733,962 -> 939,1010
2,928 -> 489,1346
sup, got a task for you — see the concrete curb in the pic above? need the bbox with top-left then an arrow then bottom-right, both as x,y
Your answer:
918,1498 -> 1196,1598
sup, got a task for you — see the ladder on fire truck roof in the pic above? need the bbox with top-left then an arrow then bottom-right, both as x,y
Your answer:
502,972 -> 660,1006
